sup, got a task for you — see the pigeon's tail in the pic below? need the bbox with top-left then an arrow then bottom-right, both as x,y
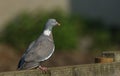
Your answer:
17,57 -> 25,70
17,62 -> 25,70
17,62 -> 39,70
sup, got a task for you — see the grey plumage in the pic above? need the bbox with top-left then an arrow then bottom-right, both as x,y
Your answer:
17,19 -> 60,70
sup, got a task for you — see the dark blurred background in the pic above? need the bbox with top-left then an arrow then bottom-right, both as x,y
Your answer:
0,0 -> 120,72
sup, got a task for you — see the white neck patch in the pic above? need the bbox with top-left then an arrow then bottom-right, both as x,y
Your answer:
43,29 -> 51,36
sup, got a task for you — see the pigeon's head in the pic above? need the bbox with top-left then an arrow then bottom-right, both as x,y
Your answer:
45,19 -> 60,30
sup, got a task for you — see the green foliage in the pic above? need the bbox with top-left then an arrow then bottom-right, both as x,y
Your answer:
2,11 -> 79,51
2,10 -> 120,52
54,17 -> 78,50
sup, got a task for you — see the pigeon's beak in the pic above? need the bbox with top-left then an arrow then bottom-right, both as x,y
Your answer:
57,22 -> 60,26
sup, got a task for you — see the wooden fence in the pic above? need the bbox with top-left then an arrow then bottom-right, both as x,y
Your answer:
0,62 -> 120,76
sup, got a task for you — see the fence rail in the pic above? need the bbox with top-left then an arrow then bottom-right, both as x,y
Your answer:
0,62 -> 120,76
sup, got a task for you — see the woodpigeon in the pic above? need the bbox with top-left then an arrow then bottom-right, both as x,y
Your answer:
17,19 -> 60,71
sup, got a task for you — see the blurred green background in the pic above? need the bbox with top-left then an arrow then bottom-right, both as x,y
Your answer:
1,10 -> 120,52
1,11 -> 78,51
0,0 -> 120,72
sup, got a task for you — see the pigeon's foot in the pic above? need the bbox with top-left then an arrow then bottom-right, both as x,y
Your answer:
38,66 -> 48,73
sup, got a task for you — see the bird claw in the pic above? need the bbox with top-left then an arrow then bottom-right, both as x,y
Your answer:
38,66 -> 48,73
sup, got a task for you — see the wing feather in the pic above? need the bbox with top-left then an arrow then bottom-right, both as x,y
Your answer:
24,36 -> 54,62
